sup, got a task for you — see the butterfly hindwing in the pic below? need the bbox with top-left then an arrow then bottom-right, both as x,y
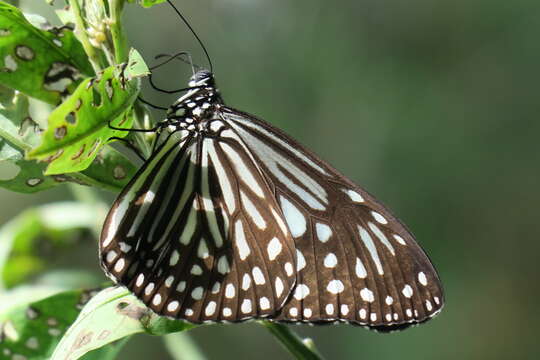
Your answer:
221,107 -> 444,329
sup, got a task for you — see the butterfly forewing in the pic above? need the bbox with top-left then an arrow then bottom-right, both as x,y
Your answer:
100,122 -> 297,323
221,108 -> 444,328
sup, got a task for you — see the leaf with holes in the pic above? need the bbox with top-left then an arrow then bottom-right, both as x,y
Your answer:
0,86 -> 137,193
0,86 -> 60,192
0,201 -> 107,288
0,2 -> 94,104
0,287 -> 101,360
27,63 -> 140,175
51,287 -> 194,360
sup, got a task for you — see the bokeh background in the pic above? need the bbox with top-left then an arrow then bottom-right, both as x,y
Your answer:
5,0 -> 540,359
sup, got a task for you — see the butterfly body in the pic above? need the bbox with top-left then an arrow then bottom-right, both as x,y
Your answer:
100,70 -> 444,331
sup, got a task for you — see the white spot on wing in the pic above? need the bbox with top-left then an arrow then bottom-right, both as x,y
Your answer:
360,288 -> 375,302
402,284 -> 413,298
293,284 -> 310,300
316,223 -> 332,242
343,189 -> 364,202
275,277 -> 284,297
327,280 -> 344,294
323,253 -> 338,268
371,211 -> 388,224
241,299 -> 252,313
296,250 -> 306,271
355,257 -> 367,278
267,237 -> 283,261
418,271 -> 428,286
280,197 -> 306,237
252,266 -> 266,285
242,274 -> 251,290
234,220 -> 251,260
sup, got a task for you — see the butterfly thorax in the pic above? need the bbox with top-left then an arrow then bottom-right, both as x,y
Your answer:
164,70 -> 223,135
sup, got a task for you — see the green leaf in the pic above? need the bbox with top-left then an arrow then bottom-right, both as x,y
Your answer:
52,287 -> 195,360
0,2 -> 94,104
0,201 -> 108,288
78,146 -> 137,190
0,287 -> 100,360
27,61 -> 140,175
124,48 -> 150,80
138,0 -> 167,8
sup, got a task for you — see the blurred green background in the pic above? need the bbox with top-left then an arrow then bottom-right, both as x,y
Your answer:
4,0 -> 540,359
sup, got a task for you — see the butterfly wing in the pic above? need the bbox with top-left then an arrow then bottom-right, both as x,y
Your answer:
100,128 -> 297,323
220,107 -> 444,330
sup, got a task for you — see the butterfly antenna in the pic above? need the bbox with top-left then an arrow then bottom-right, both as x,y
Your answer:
166,0 -> 213,73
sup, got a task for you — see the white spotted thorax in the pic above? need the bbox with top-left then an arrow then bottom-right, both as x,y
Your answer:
100,69 -> 444,331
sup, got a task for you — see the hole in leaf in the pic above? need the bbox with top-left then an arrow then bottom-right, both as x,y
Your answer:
71,144 -> 86,160
0,161 -> 20,180
15,45 -> 35,61
105,79 -> 114,100
92,87 -> 101,107
54,126 -> 67,139
87,139 -> 101,157
18,117 -> 39,136
26,178 -> 43,187
44,149 -> 64,163
66,112 -> 76,124
113,165 -> 126,180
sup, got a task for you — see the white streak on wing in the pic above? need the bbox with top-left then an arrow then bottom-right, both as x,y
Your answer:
128,136 -> 188,238
202,140 -> 224,248
234,220 -> 251,260
229,124 -> 327,210
220,142 -> 265,198
226,112 -> 328,175
152,143 -> 197,251
358,225 -> 384,275
206,140 -> 236,214
147,148 -> 190,242
280,196 -> 306,238
367,222 -> 395,256
180,202 -> 197,245
240,191 -> 266,230
271,208 -> 289,236
104,137 -> 181,247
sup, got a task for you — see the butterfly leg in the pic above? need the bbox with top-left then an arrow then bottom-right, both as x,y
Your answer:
108,137 -> 147,161
138,96 -> 168,110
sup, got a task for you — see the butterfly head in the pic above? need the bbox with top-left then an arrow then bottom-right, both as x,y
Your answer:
188,69 -> 215,88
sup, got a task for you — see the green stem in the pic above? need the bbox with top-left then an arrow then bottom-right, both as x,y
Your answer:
0,126 -> 31,152
68,0 -> 102,73
109,0 -> 129,64
260,322 -> 325,360
163,332 -> 208,360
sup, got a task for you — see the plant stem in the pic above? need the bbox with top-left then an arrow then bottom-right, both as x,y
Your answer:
109,0 -> 129,64
163,332 -> 208,360
260,321 -> 325,360
68,0 -> 102,73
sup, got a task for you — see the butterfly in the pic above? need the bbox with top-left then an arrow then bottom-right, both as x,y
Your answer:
99,70 -> 444,331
